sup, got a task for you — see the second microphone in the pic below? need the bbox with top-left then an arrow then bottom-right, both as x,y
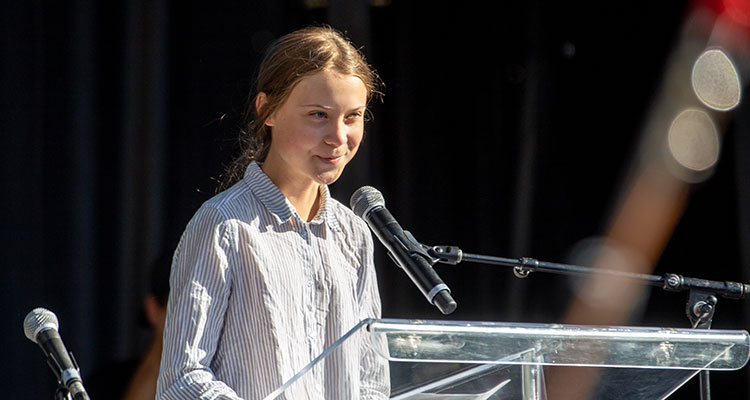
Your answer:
350,186 -> 457,315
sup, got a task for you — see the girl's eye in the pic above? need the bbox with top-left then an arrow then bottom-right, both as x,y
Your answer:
310,111 -> 327,119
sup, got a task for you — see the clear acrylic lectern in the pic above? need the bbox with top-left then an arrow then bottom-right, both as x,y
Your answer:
265,318 -> 749,399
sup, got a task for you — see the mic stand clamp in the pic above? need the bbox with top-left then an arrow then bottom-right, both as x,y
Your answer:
512,258 -> 539,278
425,245 -> 462,265
686,288 -> 718,400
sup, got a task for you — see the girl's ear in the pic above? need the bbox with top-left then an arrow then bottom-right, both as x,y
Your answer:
256,92 -> 274,126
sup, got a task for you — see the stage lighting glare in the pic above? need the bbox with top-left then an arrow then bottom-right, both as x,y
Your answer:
691,48 -> 741,111
667,109 -> 720,175
724,0 -> 750,27
566,237 -> 648,310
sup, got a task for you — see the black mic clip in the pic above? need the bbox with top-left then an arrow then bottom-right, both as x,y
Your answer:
47,351 -> 83,396
396,230 -> 441,266
389,233 -> 457,315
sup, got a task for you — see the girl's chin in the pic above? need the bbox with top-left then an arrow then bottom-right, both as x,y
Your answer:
314,168 -> 345,186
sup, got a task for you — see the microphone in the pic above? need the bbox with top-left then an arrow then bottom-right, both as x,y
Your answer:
24,308 -> 90,400
351,186 -> 457,314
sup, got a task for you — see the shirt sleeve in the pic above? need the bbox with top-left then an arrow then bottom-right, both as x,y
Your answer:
156,205 -> 242,400
357,229 -> 391,399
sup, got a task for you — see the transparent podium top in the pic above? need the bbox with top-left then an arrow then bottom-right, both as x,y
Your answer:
266,318 -> 749,400
368,318 -> 750,370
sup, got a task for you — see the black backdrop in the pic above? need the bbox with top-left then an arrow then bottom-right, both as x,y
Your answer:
3,1 -> 750,399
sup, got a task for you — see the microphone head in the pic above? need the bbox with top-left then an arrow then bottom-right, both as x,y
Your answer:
24,308 -> 59,343
350,186 -> 385,219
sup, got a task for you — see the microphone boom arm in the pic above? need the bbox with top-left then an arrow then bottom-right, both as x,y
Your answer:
427,245 -> 750,300
426,244 -> 750,329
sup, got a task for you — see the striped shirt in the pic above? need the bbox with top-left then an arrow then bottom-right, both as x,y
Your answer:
156,162 -> 389,399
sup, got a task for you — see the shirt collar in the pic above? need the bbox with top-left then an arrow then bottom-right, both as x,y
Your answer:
314,184 -> 342,232
243,162 -> 341,232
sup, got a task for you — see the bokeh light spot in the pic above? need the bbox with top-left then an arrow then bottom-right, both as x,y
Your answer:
667,109 -> 720,174
691,48 -> 741,111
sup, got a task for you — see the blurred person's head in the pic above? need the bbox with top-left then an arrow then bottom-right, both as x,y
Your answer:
142,252 -> 171,336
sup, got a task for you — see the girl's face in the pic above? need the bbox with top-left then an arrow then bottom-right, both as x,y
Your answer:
261,70 -> 368,190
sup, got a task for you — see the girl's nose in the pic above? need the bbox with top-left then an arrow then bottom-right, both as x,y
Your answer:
324,120 -> 348,146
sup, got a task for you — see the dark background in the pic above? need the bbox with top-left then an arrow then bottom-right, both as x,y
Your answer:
3,0 -> 749,398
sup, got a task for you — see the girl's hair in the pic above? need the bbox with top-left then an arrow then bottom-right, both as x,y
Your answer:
218,25 -> 382,191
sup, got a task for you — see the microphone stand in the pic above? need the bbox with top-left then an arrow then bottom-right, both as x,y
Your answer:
425,245 -> 750,400
55,387 -> 71,400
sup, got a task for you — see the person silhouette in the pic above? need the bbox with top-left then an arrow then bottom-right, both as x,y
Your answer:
86,252 -> 171,400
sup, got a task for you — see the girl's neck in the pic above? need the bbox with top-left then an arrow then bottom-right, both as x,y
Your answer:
284,184 -> 322,222
260,162 -> 322,222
